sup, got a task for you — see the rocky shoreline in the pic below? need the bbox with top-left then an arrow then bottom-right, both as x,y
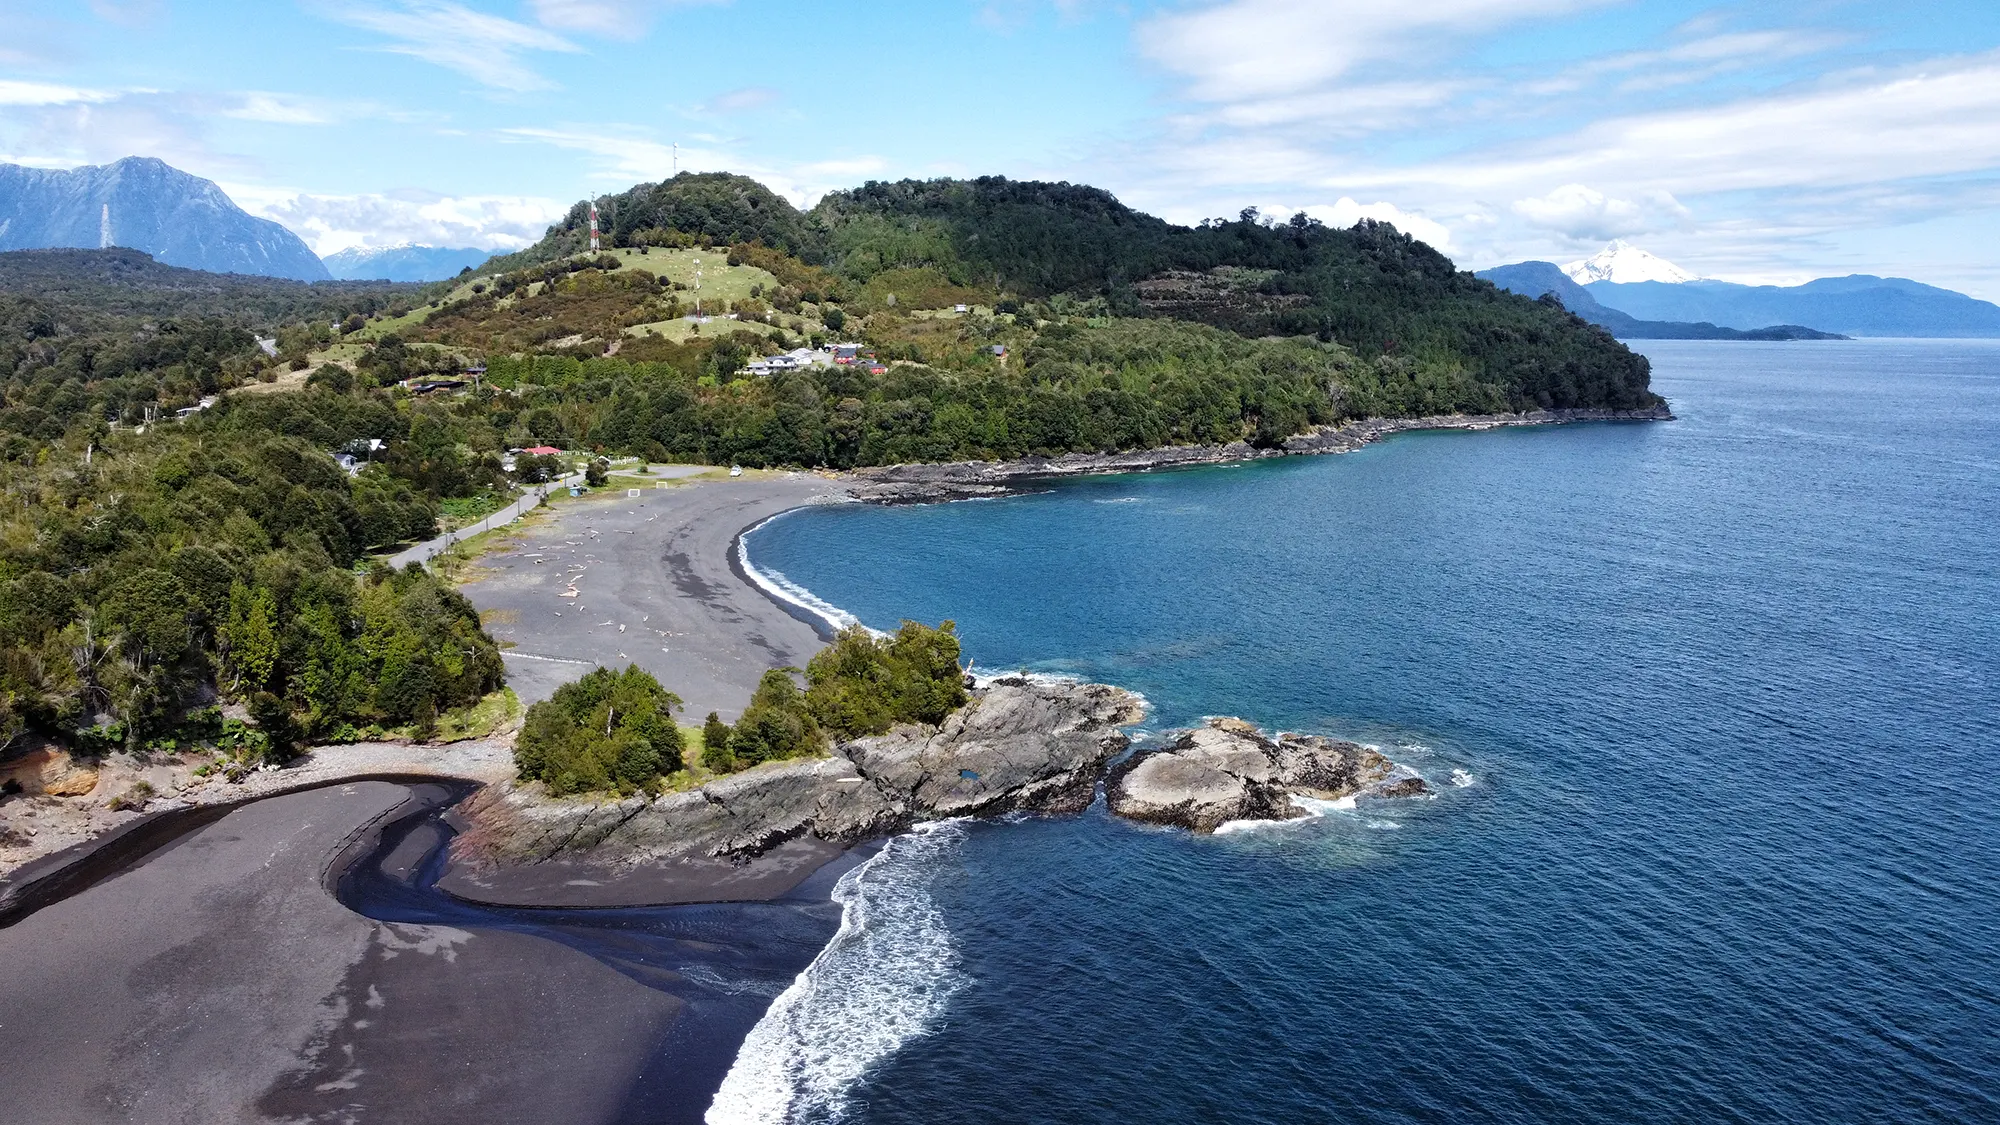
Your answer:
846,405 -> 1673,503
441,682 -> 1438,904
442,676 -> 1146,904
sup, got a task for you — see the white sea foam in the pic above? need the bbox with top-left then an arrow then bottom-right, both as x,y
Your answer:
679,966 -> 786,998
706,821 -> 970,1125
735,519 -> 867,635
1214,793 -> 1356,834
1365,819 -> 1402,830
1450,768 -> 1476,788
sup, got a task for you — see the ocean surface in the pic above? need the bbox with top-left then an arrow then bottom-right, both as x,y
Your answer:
734,340 -> 2000,1124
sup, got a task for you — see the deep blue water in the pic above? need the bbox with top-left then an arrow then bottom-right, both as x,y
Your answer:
736,340 -> 2000,1124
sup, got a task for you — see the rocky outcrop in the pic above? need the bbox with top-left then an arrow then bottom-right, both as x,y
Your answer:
843,407 -> 1672,503
446,677 -> 1145,877
1281,406 -> 1674,456
1109,718 -> 1430,833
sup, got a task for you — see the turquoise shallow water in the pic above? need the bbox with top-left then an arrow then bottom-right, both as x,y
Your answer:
735,340 -> 2000,1124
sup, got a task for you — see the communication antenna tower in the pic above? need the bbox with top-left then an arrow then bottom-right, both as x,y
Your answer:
588,198 -> 601,253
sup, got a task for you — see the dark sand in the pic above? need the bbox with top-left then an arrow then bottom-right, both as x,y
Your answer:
462,473 -> 845,718
0,782 -> 693,1124
0,479 -> 868,1123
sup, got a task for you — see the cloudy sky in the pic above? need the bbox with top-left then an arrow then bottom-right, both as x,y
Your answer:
3,1 -> 1997,295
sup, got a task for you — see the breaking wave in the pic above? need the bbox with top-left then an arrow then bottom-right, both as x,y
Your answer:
706,821 -> 971,1125
737,516 -> 865,635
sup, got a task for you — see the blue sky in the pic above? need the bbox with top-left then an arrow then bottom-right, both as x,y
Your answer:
3,1 -> 1998,295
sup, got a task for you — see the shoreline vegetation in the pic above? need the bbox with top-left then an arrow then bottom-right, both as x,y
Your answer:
0,171 -> 1668,788
0,403 -> 1666,890
0,170 -> 1675,1120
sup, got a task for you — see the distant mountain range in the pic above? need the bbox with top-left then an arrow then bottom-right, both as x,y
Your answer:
0,157 -> 328,281
1478,262 -> 1843,341
1562,240 -> 1699,285
323,244 -> 494,282
1483,243 -> 2000,338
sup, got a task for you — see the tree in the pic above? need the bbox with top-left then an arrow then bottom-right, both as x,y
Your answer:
222,582 -> 279,692
727,668 -> 820,766
701,710 -> 734,772
516,452 -> 561,483
585,457 -> 609,488
249,691 -> 301,761
804,621 -> 967,738
822,307 -> 846,332
515,665 -> 685,795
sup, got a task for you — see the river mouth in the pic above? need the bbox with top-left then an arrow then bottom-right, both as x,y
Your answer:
329,781 -> 857,1125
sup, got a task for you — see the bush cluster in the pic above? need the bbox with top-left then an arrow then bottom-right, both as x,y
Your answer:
514,665 -> 685,796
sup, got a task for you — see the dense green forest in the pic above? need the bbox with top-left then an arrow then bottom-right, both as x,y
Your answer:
0,419 -> 502,756
497,173 -> 1659,415
0,171 -> 1664,759
0,249 -> 424,441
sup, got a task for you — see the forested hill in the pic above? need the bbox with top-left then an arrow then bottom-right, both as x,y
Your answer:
496,173 -> 1658,413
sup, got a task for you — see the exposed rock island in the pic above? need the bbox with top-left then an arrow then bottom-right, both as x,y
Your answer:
1110,718 -> 1431,833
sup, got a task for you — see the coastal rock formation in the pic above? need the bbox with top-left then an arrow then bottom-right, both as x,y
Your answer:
1109,718 -> 1430,833
446,677 -> 1145,879
844,407 -> 1673,503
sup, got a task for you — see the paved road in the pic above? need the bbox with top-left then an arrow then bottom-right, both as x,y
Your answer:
388,465 -> 714,570
458,474 -> 848,720
0,782 -> 680,1125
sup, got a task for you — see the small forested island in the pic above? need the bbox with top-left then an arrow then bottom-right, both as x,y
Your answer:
0,172 -> 1662,870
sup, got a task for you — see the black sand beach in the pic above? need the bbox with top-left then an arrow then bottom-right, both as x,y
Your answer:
0,475 -> 869,1124
462,473 -> 846,717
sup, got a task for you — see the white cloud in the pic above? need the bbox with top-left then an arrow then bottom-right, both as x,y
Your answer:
222,93 -> 334,125
1137,0 -> 1610,101
1512,184 -> 1690,242
498,126 -> 880,207
1381,51 -> 2000,197
1250,198 -> 1453,249
1307,198 -> 1452,250
323,1 -> 583,91
700,86 -> 780,114
0,80 -> 118,107
526,0 -> 727,37
230,186 -> 569,255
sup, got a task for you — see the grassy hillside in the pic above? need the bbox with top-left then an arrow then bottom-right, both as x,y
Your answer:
490,174 -> 1659,414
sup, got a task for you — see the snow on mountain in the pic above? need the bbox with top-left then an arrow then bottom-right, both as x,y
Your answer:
1561,240 -> 1698,285
322,244 -> 493,282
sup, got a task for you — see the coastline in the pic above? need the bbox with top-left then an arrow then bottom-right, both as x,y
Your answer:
844,405 -> 1674,502
0,402 -> 1670,1124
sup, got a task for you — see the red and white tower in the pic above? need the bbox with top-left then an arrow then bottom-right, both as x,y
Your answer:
588,198 -> 601,252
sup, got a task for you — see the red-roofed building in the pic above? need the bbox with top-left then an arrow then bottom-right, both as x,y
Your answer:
522,445 -> 563,456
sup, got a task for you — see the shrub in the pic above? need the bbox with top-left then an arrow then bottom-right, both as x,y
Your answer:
701,711 -> 734,772
515,665 -> 685,795
727,669 -> 820,766
804,621 -> 968,739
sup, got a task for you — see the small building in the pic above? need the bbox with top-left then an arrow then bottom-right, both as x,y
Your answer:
521,445 -> 563,457
991,344 -> 1007,357
832,342 -> 862,363
953,303 -> 969,313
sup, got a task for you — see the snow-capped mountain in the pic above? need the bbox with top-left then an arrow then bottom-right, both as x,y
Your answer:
323,244 -> 494,282
1561,240 -> 1698,285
